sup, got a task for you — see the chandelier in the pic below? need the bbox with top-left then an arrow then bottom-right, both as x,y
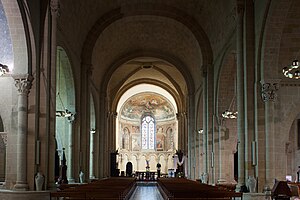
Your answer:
222,110 -> 238,119
0,63 -> 9,76
282,60 -> 300,79
221,78 -> 238,119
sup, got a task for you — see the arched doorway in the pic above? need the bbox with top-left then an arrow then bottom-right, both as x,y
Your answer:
116,84 -> 178,176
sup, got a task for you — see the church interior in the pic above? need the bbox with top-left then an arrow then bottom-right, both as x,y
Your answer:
1,0 -> 300,199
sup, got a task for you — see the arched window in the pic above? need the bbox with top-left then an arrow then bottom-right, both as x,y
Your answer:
141,115 -> 155,150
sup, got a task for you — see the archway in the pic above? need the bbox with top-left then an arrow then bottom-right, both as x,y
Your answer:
116,84 -> 178,176
55,46 -> 76,183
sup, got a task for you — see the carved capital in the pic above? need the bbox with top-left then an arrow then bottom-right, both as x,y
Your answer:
13,75 -> 33,95
236,0 -> 245,16
50,0 -> 60,17
260,79 -> 281,102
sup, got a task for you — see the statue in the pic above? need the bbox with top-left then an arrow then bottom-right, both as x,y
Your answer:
79,171 -> 84,183
247,176 -> 256,193
157,163 -> 161,178
57,149 -> 68,184
176,150 -> 184,177
200,172 -> 208,184
35,172 -> 44,191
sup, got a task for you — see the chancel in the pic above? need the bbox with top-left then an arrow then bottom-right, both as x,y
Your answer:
1,0 -> 300,200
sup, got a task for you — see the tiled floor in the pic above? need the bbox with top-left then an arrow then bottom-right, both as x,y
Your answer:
129,184 -> 164,200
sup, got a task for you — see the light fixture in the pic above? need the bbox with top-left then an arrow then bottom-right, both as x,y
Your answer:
0,63 -> 9,76
283,60 -> 300,79
90,129 -> 96,134
221,78 -> 238,119
56,109 -> 72,118
222,110 -> 238,119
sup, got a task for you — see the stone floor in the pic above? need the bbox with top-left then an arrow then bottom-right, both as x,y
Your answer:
129,182 -> 164,200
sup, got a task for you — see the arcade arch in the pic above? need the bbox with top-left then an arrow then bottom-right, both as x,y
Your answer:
116,84 -> 178,175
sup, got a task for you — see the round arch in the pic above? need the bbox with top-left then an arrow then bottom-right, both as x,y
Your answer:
1,0 -> 29,74
101,50 -> 195,97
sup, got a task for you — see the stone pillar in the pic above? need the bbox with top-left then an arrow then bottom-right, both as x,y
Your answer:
45,0 -> 59,190
217,125 -> 225,182
89,129 -> 96,179
165,157 -> 169,174
202,65 -> 209,175
188,93 -> 196,179
136,157 -> 140,172
0,132 -> 7,185
13,75 -> 33,190
67,113 -> 75,183
236,0 -> 246,191
260,79 -> 280,191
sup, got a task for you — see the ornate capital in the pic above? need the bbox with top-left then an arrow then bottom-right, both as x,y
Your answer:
50,0 -> 60,16
236,0 -> 245,16
13,75 -> 33,95
260,79 -> 281,102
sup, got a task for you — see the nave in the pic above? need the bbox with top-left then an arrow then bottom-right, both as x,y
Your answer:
129,182 -> 164,200
50,177 -> 243,200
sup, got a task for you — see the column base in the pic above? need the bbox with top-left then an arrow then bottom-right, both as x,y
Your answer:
263,185 -> 272,195
14,182 -> 29,191
68,178 -> 75,183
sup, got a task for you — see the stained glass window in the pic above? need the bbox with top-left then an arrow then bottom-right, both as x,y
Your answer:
141,115 -> 155,150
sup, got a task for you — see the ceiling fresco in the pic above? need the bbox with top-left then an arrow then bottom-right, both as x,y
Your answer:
120,93 -> 176,121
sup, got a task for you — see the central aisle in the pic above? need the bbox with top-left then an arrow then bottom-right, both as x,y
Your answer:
129,182 -> 164,200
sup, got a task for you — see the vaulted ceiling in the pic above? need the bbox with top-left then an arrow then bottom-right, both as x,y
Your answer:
57,0 -> 236,99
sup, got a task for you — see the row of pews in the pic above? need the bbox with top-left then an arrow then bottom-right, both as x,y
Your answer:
50,177 -> 136,200
157,178 -> 243,200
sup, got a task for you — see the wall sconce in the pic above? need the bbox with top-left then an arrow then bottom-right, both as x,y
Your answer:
0,63 -> 9,76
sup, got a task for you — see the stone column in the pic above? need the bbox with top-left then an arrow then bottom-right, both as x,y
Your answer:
236,0 -> 246,191
67,113 -> 75,183
136,157 -> 140,172
89,129 -> 96,179
13,75 -> 33,190
217,125 -> 225,183
260,79 -> 280,191
165,157 -> 169,174
202,65 -> 209,175
45,0 -> 59,190
188,93 -> 196,179
0,132 -> 7,185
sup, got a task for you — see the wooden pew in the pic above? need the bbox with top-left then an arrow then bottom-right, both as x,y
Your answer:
50,177 -> 136,200
157,178 -> 242,200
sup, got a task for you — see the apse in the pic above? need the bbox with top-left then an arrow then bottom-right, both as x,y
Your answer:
116,84 -> 178,174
